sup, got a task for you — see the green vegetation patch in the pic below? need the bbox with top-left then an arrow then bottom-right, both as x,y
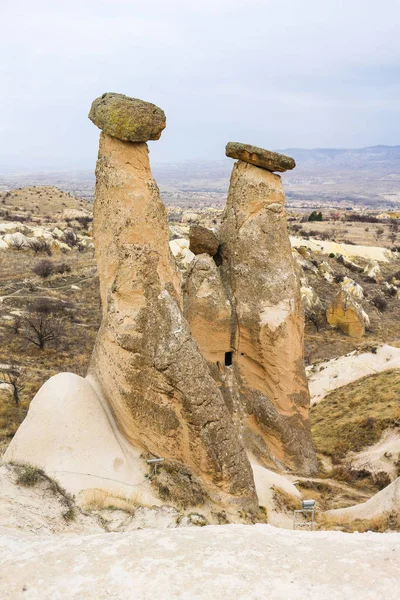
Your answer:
310,369 -> 400,460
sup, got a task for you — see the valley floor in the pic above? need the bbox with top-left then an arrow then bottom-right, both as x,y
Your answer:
1,524 -> 399,599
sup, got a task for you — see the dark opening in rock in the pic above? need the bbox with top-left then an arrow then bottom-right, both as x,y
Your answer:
225,352 -> 233,366
213,246 -> 223,267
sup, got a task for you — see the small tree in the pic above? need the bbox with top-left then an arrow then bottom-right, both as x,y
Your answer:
389,231 -> 397,246
0,365 -> 24,406
375,226 -> 385,241
22,311 -> 61,350
308,211 -> 323,222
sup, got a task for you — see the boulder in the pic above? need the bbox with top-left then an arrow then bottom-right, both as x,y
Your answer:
3,232 -> 31,249
88,92 -> 166,142
189,225 -> 219,256
341,276 -> 364,300
225,142 -> 295,173
383,281 -> 400,298
300,281 -> 323,313
337,254 -> 364,273
296,246 -> 312,260
326,291 -> 369,338
169,238 -> 195,269
364,262 -> 382,283
318,261 -> 334,283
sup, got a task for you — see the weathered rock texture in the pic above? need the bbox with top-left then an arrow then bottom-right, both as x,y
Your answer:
225,142 -> 295,172
87,131 -> 257,510
89,93 -> 166,142
184,159 -> 317,475
326,291 -> 369,338
189,225 -> 219,256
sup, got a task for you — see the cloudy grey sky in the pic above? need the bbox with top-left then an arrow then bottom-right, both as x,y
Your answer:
1,0 -> 399,169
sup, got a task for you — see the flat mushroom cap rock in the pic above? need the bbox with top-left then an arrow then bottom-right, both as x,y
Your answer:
225,142 -> 295,173
89,93 -> 166,142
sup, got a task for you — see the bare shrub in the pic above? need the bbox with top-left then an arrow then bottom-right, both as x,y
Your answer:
29,238 -> 52,255
0,365 -> 24,406
22,310 -> 61,350
32,259 -> 54,278
54,262 -> 71,275
63,229 -> 78,248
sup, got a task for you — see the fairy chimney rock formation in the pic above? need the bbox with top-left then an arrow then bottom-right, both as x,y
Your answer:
184,143 -> 317,475
225,142 -> 296,172
87,95 -> 257,511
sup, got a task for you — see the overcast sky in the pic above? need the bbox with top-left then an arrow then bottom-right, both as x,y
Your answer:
1,0 -> 399,169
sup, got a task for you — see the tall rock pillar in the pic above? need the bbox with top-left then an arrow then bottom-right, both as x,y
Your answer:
220,143 -> 317,474
87,94 -> 257,509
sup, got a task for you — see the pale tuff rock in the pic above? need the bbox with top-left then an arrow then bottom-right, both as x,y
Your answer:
185,159 -> 317,475
189,224 -> 219,256
383,281 -> 400,298
300,281 -> 323,313
364,262 -> 382,283
296,246 -> 312,260
325,477 -> 400,522
337,254 -> 364,273
326,290 -> 369,338
341,276 -> 364,299
88,93 -> 166,142
169,238 -> 195,268
4,373 -> 158,502
225,142 -> 295,172
294,253 -> 318,275
307,344 -> 400,405
87,130 -> 257,510
318,260 -> 334,283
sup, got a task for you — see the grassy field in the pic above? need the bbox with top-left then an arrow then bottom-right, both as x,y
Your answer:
310,369 -> 400,460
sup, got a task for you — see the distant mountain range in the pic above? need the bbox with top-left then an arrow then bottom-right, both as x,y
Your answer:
1,146 -> 400,208
283,145 -> 400,171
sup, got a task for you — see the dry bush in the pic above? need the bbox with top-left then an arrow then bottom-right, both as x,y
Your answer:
9,462 -> 76,521
32,259 -> 54,278
319,511 -> 400,533
371,296 -> 388,311
151,461 -> 207,509
29,238 -> 52,255
272,486 -> 301,513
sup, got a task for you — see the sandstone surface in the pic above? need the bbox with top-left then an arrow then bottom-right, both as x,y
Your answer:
225,142 -> 295,172
88,93 -> 166,142
87,131 -> 256,510
189,224 -> 219,256
185,159 -> 317,475
326,290 -> 369,338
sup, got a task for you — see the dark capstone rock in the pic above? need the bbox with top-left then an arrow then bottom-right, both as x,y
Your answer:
89,93 -> 166,142
189,225 -> 219,256
225,142 -> 295,172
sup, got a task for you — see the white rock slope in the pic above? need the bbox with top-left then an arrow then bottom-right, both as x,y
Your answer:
1,524 -> 400,599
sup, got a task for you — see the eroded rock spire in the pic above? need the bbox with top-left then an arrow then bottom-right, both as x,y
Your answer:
184,142 -> 318,475
87,94 -> 257,510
